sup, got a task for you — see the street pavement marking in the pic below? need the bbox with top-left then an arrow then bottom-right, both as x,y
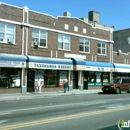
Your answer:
0,105 -> 130,130
0,120 -> 8,124
0,112 -> 11,116
0,100 -> 107,114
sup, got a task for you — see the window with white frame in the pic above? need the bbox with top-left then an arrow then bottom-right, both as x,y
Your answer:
64,24 -> 69,30
58,33 -> 71,50
97,41 -> 106,55
74,26 -> 78,32
32,28 -> 47,47
0,22 -> 15,44
83,28 -> 87,34
79,38 -> 90,53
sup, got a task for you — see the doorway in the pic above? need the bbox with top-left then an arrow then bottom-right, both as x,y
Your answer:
27,70 -> 35,92
73,71 -> 78,89
83,72 -> 88,90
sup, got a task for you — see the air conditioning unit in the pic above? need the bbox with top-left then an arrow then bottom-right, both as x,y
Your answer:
7,39 -> 13,44
33,42 -> 39,49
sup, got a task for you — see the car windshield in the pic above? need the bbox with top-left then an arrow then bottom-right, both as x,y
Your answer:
110,79 -> 121,84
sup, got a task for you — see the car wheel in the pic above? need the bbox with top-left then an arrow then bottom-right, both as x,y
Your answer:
116,87 -> 121,94
103,91 -> 106,94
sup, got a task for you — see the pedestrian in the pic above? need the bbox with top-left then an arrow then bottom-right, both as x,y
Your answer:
37,76 -> 42,94
63,79 -> 68,93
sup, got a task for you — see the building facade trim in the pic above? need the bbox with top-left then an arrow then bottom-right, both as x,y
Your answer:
0,19 -> 114,43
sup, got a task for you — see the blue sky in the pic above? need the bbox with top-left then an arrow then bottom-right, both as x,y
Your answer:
0,0 -> 129,31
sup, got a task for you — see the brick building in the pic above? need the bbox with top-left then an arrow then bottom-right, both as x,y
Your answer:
0,2 -> 115,94
113,29 -> 130,78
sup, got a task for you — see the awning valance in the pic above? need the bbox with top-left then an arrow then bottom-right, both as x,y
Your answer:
114,63 -> 130,72
86,61 -> 114,72
27,56 -> 73,70
71,58 -> 86,70
0,53 -> 26,68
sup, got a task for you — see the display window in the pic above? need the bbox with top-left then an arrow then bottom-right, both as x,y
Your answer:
0,68 -> 21,88
95,72 -> 102,86
59,71 -> 68,88
84,71 -> 110,86
33,70 -> 68,88
34,71 -> 44,88
102,72 -> 109,85
45,70 -> 58,88
87,72 -> 95,86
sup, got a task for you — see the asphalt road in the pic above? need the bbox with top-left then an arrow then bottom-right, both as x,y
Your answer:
0,92 -> 130,130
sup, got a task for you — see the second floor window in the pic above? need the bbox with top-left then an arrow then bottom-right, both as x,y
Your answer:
58,33 -> 71,50
79,38 -> 90,53
97,41 -> 106,55
0,22 -> 15,44
32,28 -> 47,47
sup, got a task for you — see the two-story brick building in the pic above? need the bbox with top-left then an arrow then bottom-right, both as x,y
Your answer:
0,2 -> 115,94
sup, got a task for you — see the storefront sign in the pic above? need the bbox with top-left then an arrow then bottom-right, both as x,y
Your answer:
115,68 -> 130,72
28,62 -> 73,70
86,66 -> 114,72
0,60 -> 26,68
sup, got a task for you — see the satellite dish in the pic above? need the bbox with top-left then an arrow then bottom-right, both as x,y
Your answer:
118,49 -> 122,54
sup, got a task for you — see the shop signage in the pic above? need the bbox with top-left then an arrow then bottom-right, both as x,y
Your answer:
0,60 -> 26,68
28,62 -> 73,70
86,66 -> 113,72
115,68 -> 130,72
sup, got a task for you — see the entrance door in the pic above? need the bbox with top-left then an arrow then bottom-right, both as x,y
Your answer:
27,70 -> 35,92
73,71 -> 78,89
84,72 -> 88,90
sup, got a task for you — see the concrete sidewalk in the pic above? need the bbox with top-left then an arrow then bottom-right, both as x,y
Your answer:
0,89 -> 102,101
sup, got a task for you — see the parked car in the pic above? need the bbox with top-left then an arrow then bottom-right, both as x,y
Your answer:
102,77 -> 130,94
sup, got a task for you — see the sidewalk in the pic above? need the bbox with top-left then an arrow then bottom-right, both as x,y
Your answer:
0,89 -> 102,101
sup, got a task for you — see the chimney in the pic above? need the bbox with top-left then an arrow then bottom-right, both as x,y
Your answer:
88,11 -> 100,23
63,12 -> 71,17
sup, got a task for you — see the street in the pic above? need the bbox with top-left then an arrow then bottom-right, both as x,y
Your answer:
0,92 -> 130,130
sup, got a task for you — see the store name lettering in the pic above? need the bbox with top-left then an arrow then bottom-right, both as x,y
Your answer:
34,63 -> 72,69
35,64 -> 56,68
98,67 -> 104,71
58,65 -> 71,69
0,61 -> 21,65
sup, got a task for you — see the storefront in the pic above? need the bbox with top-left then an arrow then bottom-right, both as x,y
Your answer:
113,63 -> 130,78
71,58 -> 86,90
84,61 -> 114,88
26,56 -> 73,92
0,53 -> 26,92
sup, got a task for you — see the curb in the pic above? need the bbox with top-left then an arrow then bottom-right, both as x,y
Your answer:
0,90 -> 102,101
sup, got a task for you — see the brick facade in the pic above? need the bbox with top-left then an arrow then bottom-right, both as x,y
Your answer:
0,3 -> 113,62
113,29 -> 130,64
0,3 -> 117,94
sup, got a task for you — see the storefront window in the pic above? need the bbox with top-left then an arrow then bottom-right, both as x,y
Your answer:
102,72 -> 109,85
88,72 -> 95,86
34,71 -> 44,88
0,68 -> 21,88
86,71 -> 110,86
59,71 -> 67,88
45,70 -> 58,88
95,72 -> 102,85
